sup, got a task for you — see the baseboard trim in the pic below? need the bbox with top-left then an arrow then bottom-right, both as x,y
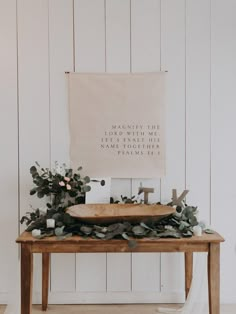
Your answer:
33,291 -> 185,304
1,291 -> 236,305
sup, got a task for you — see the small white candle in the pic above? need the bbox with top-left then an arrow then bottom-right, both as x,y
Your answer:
32,229 -> 41,237
46,218 -> 55,228
193,225 -> 202,236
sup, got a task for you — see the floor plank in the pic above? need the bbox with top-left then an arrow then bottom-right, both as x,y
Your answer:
0,304 -> 235,314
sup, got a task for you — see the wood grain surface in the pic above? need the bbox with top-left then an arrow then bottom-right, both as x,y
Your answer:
66,203 -> 175,224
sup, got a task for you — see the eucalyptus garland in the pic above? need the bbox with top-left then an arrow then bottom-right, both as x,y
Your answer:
20,163 -> 213,247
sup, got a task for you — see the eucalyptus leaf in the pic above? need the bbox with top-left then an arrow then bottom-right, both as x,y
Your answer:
189,216 -> 198,226
36,231 -> 54,239
94,225 -> 107,233
101,227 -> 108,233
165,225 -> 175,231
179,223 -> 185,231
122,232 -> 130,240
30,188 -> 37,196
100,180 -> 105,186
30,166 -> 37,174
123,222 -> 132,231
128,240 -> 137,249
57,233 -> 73,240
104,233 -> 116,240
56,221 -> 63,227
55,226 -> 65,236
52,213 -> 61,221
37,191 -> 44,198
148,230 -> 159,237
83,176 -> 90,183
205,229 -> 214,234
140,222 -> 153,231
107,224 -> 119,232
181,221 -> 190,227
132,225 -> 145,236
83,185 -> 91,193
94,225 -> 104,232
80,226 -> 92,235
176,206 -> 182,213
182,231 -> 193,237
157,231 -> 181,238
95,232 -> 106,239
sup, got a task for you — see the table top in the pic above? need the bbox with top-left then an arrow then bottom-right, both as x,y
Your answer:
16,231 -> 225,244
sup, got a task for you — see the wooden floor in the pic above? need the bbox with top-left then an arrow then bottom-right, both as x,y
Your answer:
0,304 -> 236,314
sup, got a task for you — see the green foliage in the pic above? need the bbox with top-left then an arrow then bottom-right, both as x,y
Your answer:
20,162 -> 105,229
110,194 -> 142,204
28,163 -> 92,210
21,168 -> 208,245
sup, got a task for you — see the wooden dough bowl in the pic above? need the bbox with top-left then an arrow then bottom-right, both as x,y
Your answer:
66,203 -> 175,224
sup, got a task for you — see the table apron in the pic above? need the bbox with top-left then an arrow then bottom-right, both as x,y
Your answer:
30,242 -> 209,253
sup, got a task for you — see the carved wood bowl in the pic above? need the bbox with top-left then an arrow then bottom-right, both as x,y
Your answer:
66,203 -> 175,224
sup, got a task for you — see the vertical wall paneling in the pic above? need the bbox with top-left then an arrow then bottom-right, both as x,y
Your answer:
106,0 -> 130,73
74,0 -> 105,72
0,0 -> 18,300
160,0 -> 167,72
211,0 -> 236,303
18,0 -> 50,300
2,0 -> 236,305
86,179 -> 111,205
185,0 -> 211,222
110,179 -> 132,203
131,0 -> 161,293
106,0 -> 131,208
48,0 -> 76,292
106,0 -> 132,292
131,0 -> 161,72
160,0 -> 185,299
77,179 -> 111,292
77,254 -> 106,292
74,0 -> 107,292
131,253 -> 160,292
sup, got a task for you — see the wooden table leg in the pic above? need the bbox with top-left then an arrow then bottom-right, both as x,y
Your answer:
21,243 -> 33,314
42,253 -> 50,311
185,252 -> 193,299
208,243 -> 220,314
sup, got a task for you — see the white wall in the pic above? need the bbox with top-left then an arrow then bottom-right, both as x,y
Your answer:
1,0 -> 236,304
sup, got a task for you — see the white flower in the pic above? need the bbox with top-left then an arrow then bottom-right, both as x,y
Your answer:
54,162 -> 66,176
64,177 -> 70,182
59,181 -> 65,186
66,184 -> 71,190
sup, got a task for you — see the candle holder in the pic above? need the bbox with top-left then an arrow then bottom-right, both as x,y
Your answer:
46,219 -> 55,229
193,225 -> 202,236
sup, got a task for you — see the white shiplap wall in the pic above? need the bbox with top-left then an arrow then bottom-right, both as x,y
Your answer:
0,0 -> 18,302
211,0 -> 236,303
1,0 -> 236,304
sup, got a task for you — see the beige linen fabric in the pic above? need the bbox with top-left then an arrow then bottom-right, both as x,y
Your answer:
68,72 -> 166,178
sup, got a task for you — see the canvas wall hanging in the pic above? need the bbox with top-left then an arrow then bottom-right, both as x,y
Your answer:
68,72 -> 166,178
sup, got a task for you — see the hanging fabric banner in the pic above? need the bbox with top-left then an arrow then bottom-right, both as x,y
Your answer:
68,72 -> 166,178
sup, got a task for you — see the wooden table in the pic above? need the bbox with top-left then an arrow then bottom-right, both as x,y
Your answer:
16,231 -> 224,314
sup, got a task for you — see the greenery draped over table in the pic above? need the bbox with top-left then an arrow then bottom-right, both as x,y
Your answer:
20,163 -> 213,248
